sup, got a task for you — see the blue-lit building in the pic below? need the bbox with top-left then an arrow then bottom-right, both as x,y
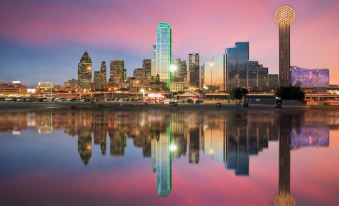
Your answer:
153,22 -> 172,88
290,66 -> 329,88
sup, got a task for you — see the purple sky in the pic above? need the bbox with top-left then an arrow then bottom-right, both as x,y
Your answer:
0,0 -> 338,85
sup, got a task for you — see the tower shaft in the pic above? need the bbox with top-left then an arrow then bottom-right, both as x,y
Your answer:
279,25 -> 291,86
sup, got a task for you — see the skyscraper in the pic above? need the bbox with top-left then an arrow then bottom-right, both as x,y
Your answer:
225,42 -> 249,90
94,61 -> 108,91
77,51 -> 92,89
173,58 -> 187,82
109,60 -> 126,87
143,59 -> 152,78
189,53 -> 200,88
154,22 -> 172,88
274,6 -> 296,86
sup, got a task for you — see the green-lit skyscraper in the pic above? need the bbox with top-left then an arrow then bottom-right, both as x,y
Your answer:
153,22 -> 172,88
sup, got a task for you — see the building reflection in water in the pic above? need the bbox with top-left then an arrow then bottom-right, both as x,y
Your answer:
274,112 -> 298,206
152,126 -> 172,197
0,109 -> 337,198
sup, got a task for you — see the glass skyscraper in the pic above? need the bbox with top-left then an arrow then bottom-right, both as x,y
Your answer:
154,22 -> 172,88
225,42 -> 249,90
189,53 -> 200,88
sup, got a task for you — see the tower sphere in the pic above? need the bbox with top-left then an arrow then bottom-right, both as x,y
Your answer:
274,6 -> 296,25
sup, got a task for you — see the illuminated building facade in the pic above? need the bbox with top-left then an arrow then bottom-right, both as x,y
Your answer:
170,81 -> 189,92
109,60 -> 126,87
154,22 -> 172,88
274,6 -> 296,86
189,53 -> 200,88
290,66 -> 329,88
37,82 -> 53,91
77,51 -> 92,89
173,58 -> 187,82
0,82 -> 27,96
143,59 -> 152,78
133,68 -> 145,80
94,61 -> 107,91
226,42 -> 249,90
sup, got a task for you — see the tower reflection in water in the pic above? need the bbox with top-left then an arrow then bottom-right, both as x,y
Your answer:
275,112 -> 297,206
0,109 -> 335,199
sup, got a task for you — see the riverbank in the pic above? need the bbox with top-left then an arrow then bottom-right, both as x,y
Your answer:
0,101 -> 337,111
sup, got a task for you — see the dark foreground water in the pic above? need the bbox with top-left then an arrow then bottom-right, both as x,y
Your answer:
0,108 -> 338,206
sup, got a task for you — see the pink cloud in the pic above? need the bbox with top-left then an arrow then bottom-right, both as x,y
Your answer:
0,0 -> 338,83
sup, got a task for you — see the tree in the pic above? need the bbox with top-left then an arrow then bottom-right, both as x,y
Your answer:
229,87 -> 249,100
155,74 -> 160,85
275,86 -> 305,101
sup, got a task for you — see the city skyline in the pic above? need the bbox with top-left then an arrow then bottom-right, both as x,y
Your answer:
0,0 -> 338,85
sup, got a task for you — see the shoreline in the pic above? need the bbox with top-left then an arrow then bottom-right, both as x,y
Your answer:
0,101 -> 337,111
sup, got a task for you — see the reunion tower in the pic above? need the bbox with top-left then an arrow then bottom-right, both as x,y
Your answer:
274,6 -> 296,86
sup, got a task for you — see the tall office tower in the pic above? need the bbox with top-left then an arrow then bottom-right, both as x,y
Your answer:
155,127 -> 172,197
94,61 -> 107,91
173,58 -> 187,82
189,53 -> 200,88
77,51 -> 92,89
247,61 -> 259,88
109,60 -> 126,87
203,55 -> 225,92
143,59 -> 152,78
257,65 -> 269,89
154,22 -> 172,88
274,6 -> 296,86
225,42 -> 249,90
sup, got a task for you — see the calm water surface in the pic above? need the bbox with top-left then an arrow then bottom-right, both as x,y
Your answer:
0,108 -> 339,206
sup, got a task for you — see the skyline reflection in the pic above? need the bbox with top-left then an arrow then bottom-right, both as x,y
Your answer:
0,109 -> 338,204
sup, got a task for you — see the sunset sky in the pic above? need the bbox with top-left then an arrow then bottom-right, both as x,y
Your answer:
0,0 -> 338,85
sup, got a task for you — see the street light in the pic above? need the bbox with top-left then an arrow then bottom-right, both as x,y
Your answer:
140,88 -> 145,100
169,143 -> 177,152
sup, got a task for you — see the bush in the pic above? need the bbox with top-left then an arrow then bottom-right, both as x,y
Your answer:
275,86 -> 305,101
229,87 -> 249,100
